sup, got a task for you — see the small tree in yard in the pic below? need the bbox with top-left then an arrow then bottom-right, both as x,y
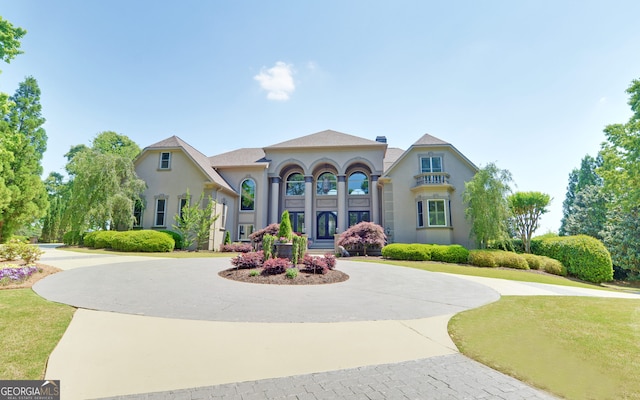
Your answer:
338,221 -> 386,256
173,190 -> 219,251
277,210 -> 293,242
508,191 -> 551,253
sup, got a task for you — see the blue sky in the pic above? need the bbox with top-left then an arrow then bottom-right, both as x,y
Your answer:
1,1 -> 639,233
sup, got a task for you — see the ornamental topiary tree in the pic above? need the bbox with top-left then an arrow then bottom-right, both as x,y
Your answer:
277,210 -> 294,242
338,221 -> 386,256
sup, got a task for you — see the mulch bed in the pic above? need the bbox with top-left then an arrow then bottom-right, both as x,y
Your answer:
219,267 -> 349,285
0,261 -> 62,290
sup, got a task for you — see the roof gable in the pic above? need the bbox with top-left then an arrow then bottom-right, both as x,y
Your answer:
265,129 -> 386,149
138,135 -> 235,193
411,133 -> 450,146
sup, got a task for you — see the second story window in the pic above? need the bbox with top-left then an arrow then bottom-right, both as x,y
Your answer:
317,172 -> 337,195
286,173 -> 305,196
159,152 -> 171,169
240,179 -> 256,211
420,156 -> 442,173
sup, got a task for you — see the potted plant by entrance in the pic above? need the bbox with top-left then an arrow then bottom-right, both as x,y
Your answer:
274,210 -> 294,259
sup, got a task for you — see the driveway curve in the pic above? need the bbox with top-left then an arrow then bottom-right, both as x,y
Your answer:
33,257 -> 500,323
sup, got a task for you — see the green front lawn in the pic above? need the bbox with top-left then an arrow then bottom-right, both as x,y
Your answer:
372,258 -> 612,291
449,296 -> 640,400
61,246 -> 233,258
0,289 -> 75,379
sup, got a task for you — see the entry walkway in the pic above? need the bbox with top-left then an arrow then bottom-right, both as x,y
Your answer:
34,247 -> 639,399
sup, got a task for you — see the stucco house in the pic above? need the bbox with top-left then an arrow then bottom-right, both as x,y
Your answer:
133,130 -> 478,250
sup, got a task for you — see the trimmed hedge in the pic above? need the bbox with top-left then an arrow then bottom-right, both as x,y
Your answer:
381,243 -> 469,264
83,230 -> 175,252
521,253 -> 567,276
110,230 -> 175,252
534,235 -> 612,283
158,230 -> 184,250
468,250 -> 529,270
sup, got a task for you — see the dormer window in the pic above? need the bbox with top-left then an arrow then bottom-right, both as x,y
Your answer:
159,152 -> 171,169
420,156 -> 442,173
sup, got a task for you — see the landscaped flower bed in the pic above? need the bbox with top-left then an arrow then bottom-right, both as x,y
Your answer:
0,265 -> 39,285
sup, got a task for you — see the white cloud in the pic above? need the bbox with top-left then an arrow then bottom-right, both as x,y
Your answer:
254,61 -> 295,101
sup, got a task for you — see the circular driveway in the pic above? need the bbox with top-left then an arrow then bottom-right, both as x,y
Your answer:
33,258 -> 499,323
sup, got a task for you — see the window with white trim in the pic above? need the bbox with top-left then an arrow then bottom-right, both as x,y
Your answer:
159,152 -> 171,169
178,197 -> 188,219
238,224 -> 254,241
155,198 -> 167,226
133,199 -> 144,227
420,156 -> 442,173
427,199 -> 447,226
417,201 -> 424,228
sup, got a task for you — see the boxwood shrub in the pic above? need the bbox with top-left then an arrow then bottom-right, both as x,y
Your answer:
158,230 -> 184,250
110,230 -> 175,252
381,243 -> 431,261
429,244 -> 470,264
535,235 -> 612,283
468,250 -> 498,268
468,250 -> 529,270
93,231 -> 120,249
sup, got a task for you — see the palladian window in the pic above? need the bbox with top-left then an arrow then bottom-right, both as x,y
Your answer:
348,172 -> 368,195
286,173 -> 305,196
316,172 -> 337,195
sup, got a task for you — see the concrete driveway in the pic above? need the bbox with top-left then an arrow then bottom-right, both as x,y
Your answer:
33,247 -> 638,399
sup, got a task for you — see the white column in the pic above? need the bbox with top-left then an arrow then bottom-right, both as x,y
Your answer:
337,174 -> 347,233
270,177 -> 281,224
371,175 -> 380,224
304,176 -> 313,238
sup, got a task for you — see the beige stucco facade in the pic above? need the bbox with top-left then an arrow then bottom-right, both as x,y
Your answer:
134,130 -> 478,250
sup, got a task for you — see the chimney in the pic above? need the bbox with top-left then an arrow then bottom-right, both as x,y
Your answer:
375,136 -> 387,143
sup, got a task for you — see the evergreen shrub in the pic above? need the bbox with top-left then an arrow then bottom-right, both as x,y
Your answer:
429,244 -> 470,264
468,250 -> 498,268
159,230 -> 184,250
535,235 -> 612,283
381,243 -> 431,261
110,230 -> 175,252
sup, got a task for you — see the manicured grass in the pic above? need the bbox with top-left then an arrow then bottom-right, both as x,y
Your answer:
61,246 -> 233,258
371,258 -> 612,291
449,296 -> 640,400
0,289 -> 75,379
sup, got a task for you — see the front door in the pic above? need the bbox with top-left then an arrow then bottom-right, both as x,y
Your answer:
317,211 -> 337,239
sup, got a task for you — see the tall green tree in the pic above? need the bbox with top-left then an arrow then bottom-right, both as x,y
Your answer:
40,172 -> 71,242
0,77 -> 48,241
559,154 -> 603,235
561,185 -> 607,240
65,132 -> 145,232
597,78 -> 640,278
462,163 -> 513,249
91,130 -> 141,160
508,191 -> 551,253
0,16 -> 26,66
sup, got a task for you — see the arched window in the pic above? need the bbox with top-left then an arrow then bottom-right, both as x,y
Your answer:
286,173 -> 305,196
240,179 -> 255,211
348,172 -> 369,195
316,172 -> 337,195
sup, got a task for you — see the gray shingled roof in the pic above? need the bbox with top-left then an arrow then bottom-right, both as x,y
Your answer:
383,147 -> 405,173
142,135 -> 235,193
209,148 -> 268,167
412,133 -> 450,146
265,129 -> 386,149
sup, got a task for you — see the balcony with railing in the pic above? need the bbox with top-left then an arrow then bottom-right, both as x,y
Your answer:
412,172 -> 453,191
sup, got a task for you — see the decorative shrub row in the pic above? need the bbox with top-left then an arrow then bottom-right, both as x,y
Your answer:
231,251 -> 336,276
219,243 -> 253,253
381,243 -> 469,264
0,238 -> 44,265
82,230 -> 175,252
467,250 -> 567,276
534,235 -> 613,283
